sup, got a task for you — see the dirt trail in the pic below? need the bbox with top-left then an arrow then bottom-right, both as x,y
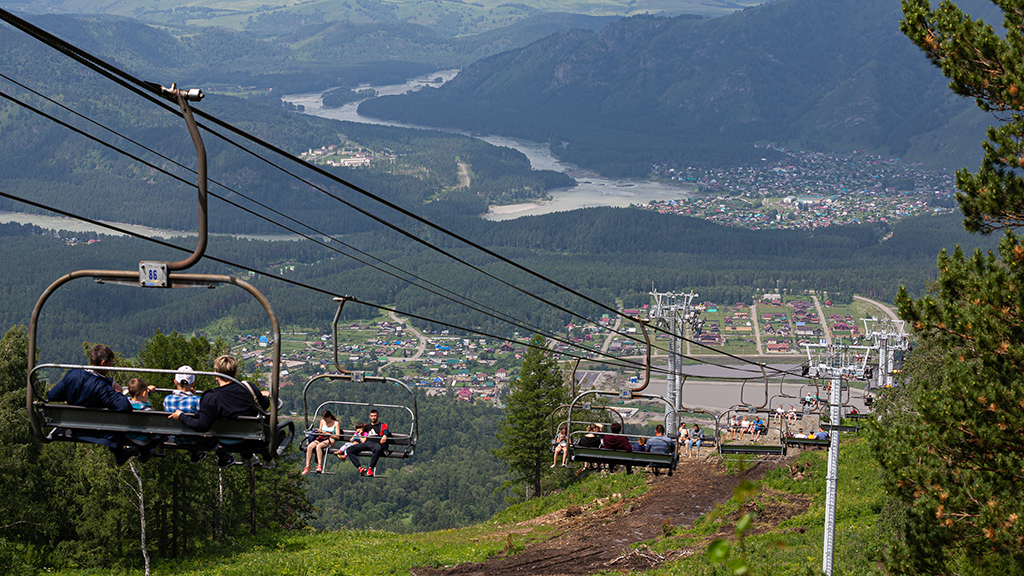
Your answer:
414,455 -> 807,576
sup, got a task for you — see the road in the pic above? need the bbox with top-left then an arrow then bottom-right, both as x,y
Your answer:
750,303 -> 762,353
811,294 -> 832,343
601,310 -> 623,354
379,310 -> 428,370
854,295 -> 898,320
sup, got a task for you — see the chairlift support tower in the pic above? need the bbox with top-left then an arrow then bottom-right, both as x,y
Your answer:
861,318 -> 909,389
647,289 -> 704,433
804,343 -> 871,576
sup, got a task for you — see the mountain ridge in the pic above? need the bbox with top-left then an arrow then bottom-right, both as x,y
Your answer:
358,0 -> 994,176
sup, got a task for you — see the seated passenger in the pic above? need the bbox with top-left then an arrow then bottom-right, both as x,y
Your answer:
787,405 -> 798,424
686,423 -> 704,458
631,437 -> 647,453
337,422 -> 370,461
646,425 -> 673,454
303,410 -> 340,474
813,426 -> 829,440
576,423 -> 602,448
47,344 -> 137,465
344,409 -> 388,477
752,417 -> 767,442
645,425 -> 673,475
602,422 -> 633,474
738,416 -> 752,441
163,366 -> 205,464
576,423 -> 602,470
774,405 -> 785,423
169,355 -> 270,469
552,425 -> 569,468
125,378 -> 160,462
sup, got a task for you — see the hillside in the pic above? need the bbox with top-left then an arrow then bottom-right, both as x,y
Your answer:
359,0 -> 997,176
11,11 -> 615,93
19,0 -> 763,32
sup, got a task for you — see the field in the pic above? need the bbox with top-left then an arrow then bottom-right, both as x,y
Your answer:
684,292 -> 893,358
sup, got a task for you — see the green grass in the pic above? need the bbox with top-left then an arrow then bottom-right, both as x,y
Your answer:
46,442 -> 886,575
641,439 -> 886,575
47,468 -> 648,575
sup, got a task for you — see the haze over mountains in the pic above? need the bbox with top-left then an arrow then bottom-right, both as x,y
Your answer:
360,0 -> 997,176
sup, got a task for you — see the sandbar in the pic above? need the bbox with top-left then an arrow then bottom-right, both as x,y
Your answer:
485,201 -> 547,216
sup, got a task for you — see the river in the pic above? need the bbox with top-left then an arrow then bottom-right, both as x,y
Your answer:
282,71 -> 693,220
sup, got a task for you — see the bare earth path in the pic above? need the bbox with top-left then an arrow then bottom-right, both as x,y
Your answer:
414,455 -> 806,576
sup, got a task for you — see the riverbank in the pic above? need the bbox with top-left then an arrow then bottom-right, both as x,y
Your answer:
0,211 -> 304,241
484,201 -> 547,217
282,75 -> 693,221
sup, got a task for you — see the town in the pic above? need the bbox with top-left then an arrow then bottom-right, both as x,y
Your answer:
235,291 -> 888,417
642,147 -> 958,230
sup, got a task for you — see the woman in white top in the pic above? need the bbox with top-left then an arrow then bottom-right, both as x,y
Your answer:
304,410 -> 340,474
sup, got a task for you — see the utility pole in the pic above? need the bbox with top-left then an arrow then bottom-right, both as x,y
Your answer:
861,318 -> 909,390
647,289 -> 704,433
803,343 -> 871,576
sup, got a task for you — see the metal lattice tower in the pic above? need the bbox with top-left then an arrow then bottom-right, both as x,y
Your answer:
804,343 -> 872,576
861,318 -> 909,390
647,289 -> 704,434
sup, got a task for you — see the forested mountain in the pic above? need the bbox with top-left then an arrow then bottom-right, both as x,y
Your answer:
10,11 -> 615,93
22,0 -> 749,32
359,0 -> 998,176
0,18 -> 572,233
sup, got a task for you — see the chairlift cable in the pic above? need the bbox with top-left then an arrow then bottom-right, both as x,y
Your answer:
0,9 -> 806,379
0,81 -> 638,366
0,189 -> 679,375
0,8 -> 785,373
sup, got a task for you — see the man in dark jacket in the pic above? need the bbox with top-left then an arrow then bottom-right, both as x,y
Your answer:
169,355 -> 270,468
47,344 -> 140,464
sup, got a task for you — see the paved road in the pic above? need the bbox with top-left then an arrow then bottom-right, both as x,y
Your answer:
379,310 -> 428,370
854,295 -> 899,320
750,304 -> 762,353
601,310 -> 623,354
811,294 -> 832,343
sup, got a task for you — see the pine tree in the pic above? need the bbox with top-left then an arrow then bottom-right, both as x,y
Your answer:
493,335 -> 567,499
870,1 -> 1024,572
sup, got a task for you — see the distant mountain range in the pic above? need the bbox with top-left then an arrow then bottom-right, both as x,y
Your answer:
359,0 -> 998,176
11,11 -> 617,93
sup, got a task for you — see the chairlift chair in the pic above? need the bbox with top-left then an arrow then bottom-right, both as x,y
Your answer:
297,298 -> 419,477
566,389 -> 680,475
27,85 -> 292,463
716,406 -> 787,460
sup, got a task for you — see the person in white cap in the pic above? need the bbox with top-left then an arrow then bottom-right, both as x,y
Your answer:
164,366 -> 199,412
163,365 -> 204,463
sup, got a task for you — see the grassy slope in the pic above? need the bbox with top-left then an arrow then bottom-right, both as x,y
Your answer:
52,440 -> 886,575
647,439 -> 885,575
48,472 -> 648,576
